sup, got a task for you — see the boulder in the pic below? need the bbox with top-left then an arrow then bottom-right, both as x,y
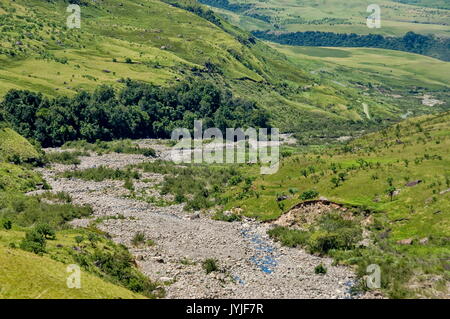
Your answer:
396,238 -> 413,245
405,180 -> 422,187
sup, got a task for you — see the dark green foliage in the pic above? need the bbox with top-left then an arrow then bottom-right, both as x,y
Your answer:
202,258 -> 219,274
314,263 -> 327,274
300,189 -> 319,200
268,212 -> 363,254
0,192 -> 92,229
20,227 -> 47,254
2,219 -> 12,230
45,151 -> 87,165
34,223 -> 56,240
63,140 -> 156,157
1,79 -> 268,147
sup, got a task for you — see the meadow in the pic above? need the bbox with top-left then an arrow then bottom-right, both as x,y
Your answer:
202,0 -> 450,36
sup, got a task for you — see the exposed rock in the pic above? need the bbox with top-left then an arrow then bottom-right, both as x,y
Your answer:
405,180 -> 422,187
397,238 -> 413,245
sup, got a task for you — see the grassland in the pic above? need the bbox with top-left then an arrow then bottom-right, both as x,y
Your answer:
203,0 -> 450,36
0,128 -> 42,163
0,244 -> 145,299
1,0 -> 447,138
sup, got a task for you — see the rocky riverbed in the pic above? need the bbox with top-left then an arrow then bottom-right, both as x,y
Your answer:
33,141 -> 370,299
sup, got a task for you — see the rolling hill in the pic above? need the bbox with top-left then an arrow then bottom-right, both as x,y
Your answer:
199,0 -> 450,36
0,0 -> 447,140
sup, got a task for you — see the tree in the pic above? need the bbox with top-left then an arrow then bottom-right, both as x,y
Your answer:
386,186 -> 396,201
331,177 -> 340,188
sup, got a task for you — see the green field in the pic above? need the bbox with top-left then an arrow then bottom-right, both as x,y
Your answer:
203,0 -> 450,36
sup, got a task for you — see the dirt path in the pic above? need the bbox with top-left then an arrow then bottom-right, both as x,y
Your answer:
35,144 -> 363,299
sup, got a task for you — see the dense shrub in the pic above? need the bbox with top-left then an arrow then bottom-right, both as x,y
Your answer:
268,212 -> 363,254
267,226 -> 309,248
20,227 -> 47,254
0,192 -> 92,229
45,151 -> 88,165
202,258 -> 219,274
314,263 -> 327,274
300,190 -> 319,200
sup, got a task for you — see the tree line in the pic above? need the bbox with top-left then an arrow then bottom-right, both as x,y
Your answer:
0,79 -> 269,147
252,31 -> 450,61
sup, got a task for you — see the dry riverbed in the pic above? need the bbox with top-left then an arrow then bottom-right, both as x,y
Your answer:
33,141 -> 369,299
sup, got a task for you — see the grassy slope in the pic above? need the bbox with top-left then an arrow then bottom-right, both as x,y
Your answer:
205,0 -> 450,36
1,0 -> 445,135
0,129 -> 150,299
270,43 -> 450,105
273,44 -> 450,88
0,128 -> 40,162
224,112 -> 449,297
0,244 -> 145,299
0,128 -> 45,191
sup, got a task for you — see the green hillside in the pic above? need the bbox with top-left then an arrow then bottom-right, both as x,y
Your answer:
201,0 -> 450,36
223,111 -> 450,297
0,128 -> 42,163
0,245 -> 146,299
0,128 -> 161,299
1,0 -> 447,139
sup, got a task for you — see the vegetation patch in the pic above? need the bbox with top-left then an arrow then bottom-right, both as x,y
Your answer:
60,166 -> 140,182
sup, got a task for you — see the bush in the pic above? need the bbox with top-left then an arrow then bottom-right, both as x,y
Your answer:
268,226 -> 309,248
212,211 -> 241,222
20,228 -> 46,254
202,258 -> 219,274
124,178 -> 134,191
300,190 -> 319,200
75,235 -> 84,244
131,232 -> 146,246
314,264 -> 327,274
35,223 -> 56,240
2,219 -> 12,230
61,166 -> 140,182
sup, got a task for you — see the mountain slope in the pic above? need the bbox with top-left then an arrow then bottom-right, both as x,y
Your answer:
199,0 -> 450,36
0,245 -> 146,299
1,0 -> 446,137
